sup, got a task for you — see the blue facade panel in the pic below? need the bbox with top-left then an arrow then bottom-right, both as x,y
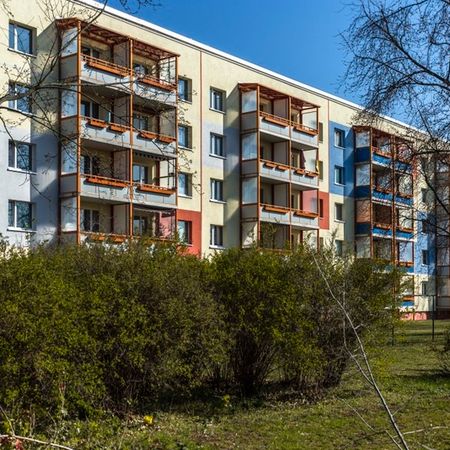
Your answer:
373,153 -> 391,167
414,211 -> 436,276
329,122 -> 354,197
373,190 -> 393,202
355,147 -> 370,163
356,223 -> 370,235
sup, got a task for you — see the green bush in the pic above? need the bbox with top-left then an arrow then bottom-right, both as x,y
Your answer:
0,241 -> 401,423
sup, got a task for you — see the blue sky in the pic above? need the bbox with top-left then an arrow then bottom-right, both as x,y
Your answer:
108,0 -> 357,103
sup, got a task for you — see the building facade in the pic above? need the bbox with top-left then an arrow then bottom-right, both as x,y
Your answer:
0,0 -> 446,317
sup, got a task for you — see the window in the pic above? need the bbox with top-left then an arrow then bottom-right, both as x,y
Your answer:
318,122 -> 324,142
334,166 -> 345,185
319,199 -> 324,218
334,128 -> 345,147
178,172 -> 192,197
318,160 -> 324,180
8,200 -> 33,230
81,209 -> 100,232
9,23 -> 32,54
133,63 -> 149,76
421,281 -> 428,296
177,220 -> 192,244
81,46 -> 100,58
335,239 -> 343,257
335,203 -> 343,221
133,164 -> 148,184
210,179 -> 224,202
421,188 -> 430,203
210,225 -> 224,247
422,219 -> 431,234
178,77 -> 192,102
81,100 -> 100,119
178,125 -> 192,148
210,133 -> 224,157
80,154 -> 100,176
210,88 -> 225,112
8,82 -> 31,113
422,250 -> 429,266
8,141 -> 33,171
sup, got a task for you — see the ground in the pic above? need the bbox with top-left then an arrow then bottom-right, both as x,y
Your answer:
34,320 -> 450,449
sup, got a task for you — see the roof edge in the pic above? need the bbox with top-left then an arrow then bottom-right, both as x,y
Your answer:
73,0 -> 415,131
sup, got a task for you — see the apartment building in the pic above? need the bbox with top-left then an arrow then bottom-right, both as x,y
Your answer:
0,0 -> 445,317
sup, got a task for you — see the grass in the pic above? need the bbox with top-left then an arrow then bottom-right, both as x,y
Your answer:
40,321 -> 450,449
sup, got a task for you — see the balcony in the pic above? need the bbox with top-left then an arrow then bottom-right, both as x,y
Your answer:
61,54 -> 131,93
134,73 -> 177,108
81,232 -> 128,244
60,116 -> 131,148
259,112 -> 290,139
132,183 -> 176,208
259,160 -> 290,182
259,204 -> 291,225
395,191 -> 413,206
291,122 -> 319,149
290,167 -> 319,188
372,146 -> 392,167
132,129 -> 177,158
290,210 -> 319,229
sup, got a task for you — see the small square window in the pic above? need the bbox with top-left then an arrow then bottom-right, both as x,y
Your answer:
8,141 -> 33,171
210,224 -> 224,247
178,77 -> 192,102
210,179 -> 224,202
335,203 -> 343,221
9,22 -> 33,54
210,133 -> 224,157
178,125 -> 192,149
422,250 -> 429,266
421,281 -> 428,296
334,128 -> 345,147
210,88 -> 225,112
177,220 -> 192,244
335,239 -> 343,257
178,172 -> 192,197
8,200 -> 33,230
334,166 -> 345,185
8,82 -> 31,113
81,209 -> 100,232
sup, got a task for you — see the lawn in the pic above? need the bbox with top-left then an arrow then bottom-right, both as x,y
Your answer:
40,320 -> 450,449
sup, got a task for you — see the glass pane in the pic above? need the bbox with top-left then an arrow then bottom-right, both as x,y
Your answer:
17,144 -> 31,171
8,201 -> 14,227
178,126 -> 186,147
16,202 -> 31,229
17,25 -> 31,53
178,173 -> 186,195
8,142 -> 15,168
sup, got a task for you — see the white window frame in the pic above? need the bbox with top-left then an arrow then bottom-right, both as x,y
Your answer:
8,82 -> 31,113
334,128 -> 345,148
81,208 -> 100,232
210,88 -> 225,112
178,124 -> 192,149
177,220 -> 192,244
210,133 -> 225,157
178,172 -> 192,197
210,179 -> 224,202
178,77 -> 192,102
9,22 -> 33,55
210,224 -> 224,248
8,140 -> 34,172
334,166 -> 345,185
334,203 -> 344,222
8,200 -> 33,231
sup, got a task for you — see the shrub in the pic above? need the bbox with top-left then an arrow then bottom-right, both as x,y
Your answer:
439,327 -> 450,375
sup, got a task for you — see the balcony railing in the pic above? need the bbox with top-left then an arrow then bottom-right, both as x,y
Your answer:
83,54 -> 131,77
134,72 -> 177,92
